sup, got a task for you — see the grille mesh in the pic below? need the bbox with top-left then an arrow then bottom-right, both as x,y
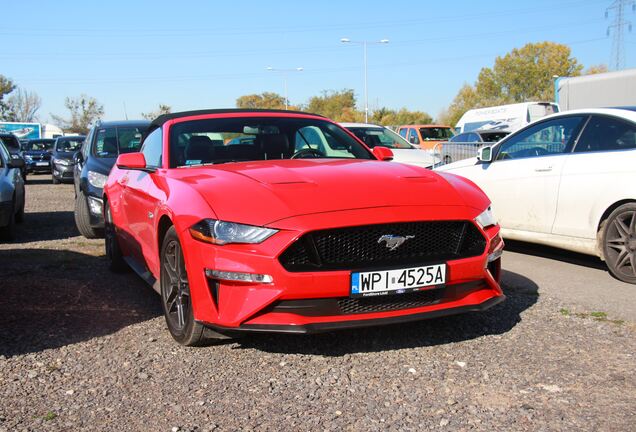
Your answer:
338,289 -> 444,314
279,221 -> 486,272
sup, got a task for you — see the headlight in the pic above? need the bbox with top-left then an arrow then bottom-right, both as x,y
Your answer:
54,158 -> 70,166
475,206 -> 497,228
189,219 -> 278,245
87,170 -> 108,188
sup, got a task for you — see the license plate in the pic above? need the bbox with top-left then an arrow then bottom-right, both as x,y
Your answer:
36,162 -> 49,166
351,264 -> 446,298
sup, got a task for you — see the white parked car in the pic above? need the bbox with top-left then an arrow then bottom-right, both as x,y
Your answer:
437,108 -> 636,284
341,123 -> 438,168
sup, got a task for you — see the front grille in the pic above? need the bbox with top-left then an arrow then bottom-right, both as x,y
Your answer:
338,289 -> 444,314
279,221 -> 486,272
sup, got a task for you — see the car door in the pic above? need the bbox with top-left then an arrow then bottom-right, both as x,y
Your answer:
458,116 -> 586,234
553,114 -> 636,238
121,128 -> 167,275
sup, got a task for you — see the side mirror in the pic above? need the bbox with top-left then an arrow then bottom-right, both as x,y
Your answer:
73,151 -> 83,164
477,146 -> 493,163
116,152 -> 148,170
372,146 -> 394,161
8,158 -> 25,169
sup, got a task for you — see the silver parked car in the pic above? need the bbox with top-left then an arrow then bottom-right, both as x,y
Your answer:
0,140 -> 26,240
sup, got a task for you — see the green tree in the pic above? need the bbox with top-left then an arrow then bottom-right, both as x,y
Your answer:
0,75 -> 17,120
51,94 -> 104,134
584,64 -> 608,75
306,89 -> 364,122
440,42 -> 583,126
141,104 -> 172,120
371,107 -> 432,126
236,92 -> 287,110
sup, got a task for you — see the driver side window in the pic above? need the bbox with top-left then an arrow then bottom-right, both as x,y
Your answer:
408,128 -> 420,145
495,116 -> 585,161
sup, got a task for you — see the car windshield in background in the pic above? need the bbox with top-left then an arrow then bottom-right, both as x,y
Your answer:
347,127 -> 413,149
481,132 -> 510,142
169,117 -> 373,168
56,139 -> 84,152
23,140 -> 54,151
94,127 -> 145,158
420,127 -> 453,140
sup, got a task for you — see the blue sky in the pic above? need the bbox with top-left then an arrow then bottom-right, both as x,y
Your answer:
2,0 -> 632,122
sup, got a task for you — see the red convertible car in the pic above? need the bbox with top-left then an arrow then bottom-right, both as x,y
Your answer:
104,109 -> 504,345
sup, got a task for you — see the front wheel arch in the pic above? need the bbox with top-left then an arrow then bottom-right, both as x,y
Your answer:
597,199 -> 636,259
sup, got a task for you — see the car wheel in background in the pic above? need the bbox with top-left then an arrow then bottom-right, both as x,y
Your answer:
104,203 -> 127,272
15,195 -> 24,224
602,203 -> 636,285
74,193 -> 103,239
0,201 -> 16,241
160,226 -> 208,346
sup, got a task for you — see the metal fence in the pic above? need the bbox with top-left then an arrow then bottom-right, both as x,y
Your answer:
432,142 -> 483,166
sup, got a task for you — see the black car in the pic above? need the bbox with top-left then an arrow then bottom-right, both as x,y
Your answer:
0,140 -> 26,241
21,138 -> 55,176
74,120 -> 149,238
0,133 -> 27,181
51,135 -> 85,184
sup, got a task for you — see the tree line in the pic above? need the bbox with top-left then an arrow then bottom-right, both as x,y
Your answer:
0,41 -> 608,134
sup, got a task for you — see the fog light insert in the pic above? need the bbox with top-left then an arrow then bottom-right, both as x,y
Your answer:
487,233 -> 504,263
87,196 -> 103,216
205,269 -> 273,284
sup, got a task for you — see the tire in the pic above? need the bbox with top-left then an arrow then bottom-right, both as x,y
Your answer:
74,193 -> 103,239
52,176 -> 60,185
0,201 -> 16,242
15,194 -> 24,224
160,226 -> 208,346
602,203 -> 636,284
104,202 -> 128,272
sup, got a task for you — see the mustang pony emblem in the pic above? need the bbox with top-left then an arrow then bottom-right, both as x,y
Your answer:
377,234 -> 415,251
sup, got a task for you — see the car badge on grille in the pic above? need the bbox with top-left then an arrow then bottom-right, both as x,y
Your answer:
378,234 -> 415,251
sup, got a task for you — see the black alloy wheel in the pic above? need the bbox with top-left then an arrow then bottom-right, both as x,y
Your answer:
104,203 -> 127,272
603,203 -> 636,284
160,227 -> 207,345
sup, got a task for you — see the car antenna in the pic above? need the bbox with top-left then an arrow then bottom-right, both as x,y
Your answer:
123,102 -> 129,120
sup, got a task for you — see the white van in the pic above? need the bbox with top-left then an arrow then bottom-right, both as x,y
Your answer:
455,102 -> 559,133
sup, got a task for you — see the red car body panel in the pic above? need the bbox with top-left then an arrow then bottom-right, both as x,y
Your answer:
104,111 -> 504,334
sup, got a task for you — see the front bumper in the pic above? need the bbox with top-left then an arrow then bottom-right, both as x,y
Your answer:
25,161 -> 51,173
52,162 -> 75,181
181,206 -> 505,333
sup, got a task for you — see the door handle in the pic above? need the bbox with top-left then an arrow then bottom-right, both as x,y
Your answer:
534,166 -> 553,172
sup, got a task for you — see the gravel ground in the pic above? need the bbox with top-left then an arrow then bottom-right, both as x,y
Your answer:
1,178 -> 635,431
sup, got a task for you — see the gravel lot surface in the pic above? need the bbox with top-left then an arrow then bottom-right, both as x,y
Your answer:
1,178 -> 635,431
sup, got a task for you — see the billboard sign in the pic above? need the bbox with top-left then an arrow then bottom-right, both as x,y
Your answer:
0,122 -> 41,140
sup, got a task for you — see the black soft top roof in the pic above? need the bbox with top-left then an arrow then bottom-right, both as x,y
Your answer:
149,108 -> 325,130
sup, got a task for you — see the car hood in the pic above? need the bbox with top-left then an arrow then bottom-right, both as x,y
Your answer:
22,150 -> 51,157
389,148 -> 438,167
172,159 -> 479,226
53,151 -> 76,160
434,157 -> 479,172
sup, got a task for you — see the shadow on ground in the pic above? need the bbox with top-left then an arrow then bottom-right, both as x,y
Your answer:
234,270 -> 538,356
504,239 -> 607,271
0,249 -> 161,357
24,176 -> 55,186
11,211 -> 79,243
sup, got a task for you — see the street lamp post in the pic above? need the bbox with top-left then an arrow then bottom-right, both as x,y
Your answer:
340,38 -> 389,123
266,66 -> 304,110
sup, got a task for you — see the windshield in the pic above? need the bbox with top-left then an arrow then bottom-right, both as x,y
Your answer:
94,126 -> 146,158
23,140 -> 54,151
169,117 -> 373,168
419,127 -> 453,140
346,126 -> 413,149
56,138 -> 84,152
